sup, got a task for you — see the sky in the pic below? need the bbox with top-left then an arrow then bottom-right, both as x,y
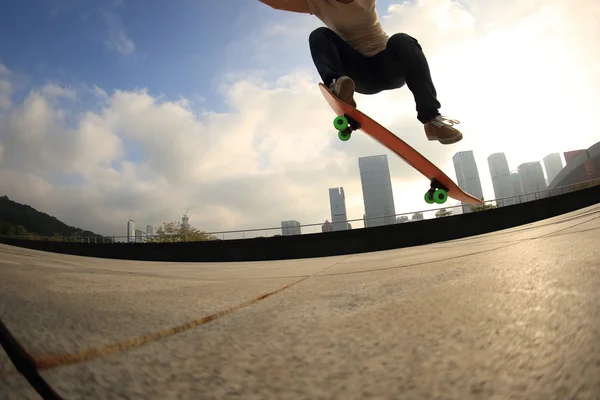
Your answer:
0,0 -> 599,239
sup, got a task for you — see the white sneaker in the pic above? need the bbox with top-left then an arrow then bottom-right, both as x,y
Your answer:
329,76 -> 357,108
424,115 -> 463,144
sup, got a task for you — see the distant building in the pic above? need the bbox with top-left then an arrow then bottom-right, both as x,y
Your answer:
329,187 -> 349,231
127,219 -> 135,243
181,214 -> 190,229
281,220 -> 301,236
359,155 -> 396,227
135,229 -> 145,243
518,162 -> 547,201
564,150 -> 585,165
322,220 -> 333,233
397,216 -> 409,223
549,142 -> 600,191
506,173 -> 524,205
487,153 -> 512,206
453,151 -> 484,213
146,225 -> 154,236
543,153 -> 564,186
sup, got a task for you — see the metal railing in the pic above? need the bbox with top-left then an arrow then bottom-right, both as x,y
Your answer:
1,178 -> 599,244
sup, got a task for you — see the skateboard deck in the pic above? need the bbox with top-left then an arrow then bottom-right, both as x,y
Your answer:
319,83 -> 484,206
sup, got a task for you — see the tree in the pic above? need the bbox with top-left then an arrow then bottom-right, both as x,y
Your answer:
435,208 -> 453,218
469,202 -> 497,212
147,221 -> 218,243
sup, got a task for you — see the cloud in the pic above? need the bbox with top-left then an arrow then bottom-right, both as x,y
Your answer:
101,10 -> 135,55
41,82 -> 77,100
1,0 -> 599,238
0,63 -> 11,110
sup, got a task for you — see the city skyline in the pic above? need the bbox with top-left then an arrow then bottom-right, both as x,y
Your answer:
129,144 -> 595,238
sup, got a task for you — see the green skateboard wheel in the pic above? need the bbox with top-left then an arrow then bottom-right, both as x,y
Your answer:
338,130 -> 351,141
333,115 -> 348,131
424,192 -> 435,204
433,189 -> 447,204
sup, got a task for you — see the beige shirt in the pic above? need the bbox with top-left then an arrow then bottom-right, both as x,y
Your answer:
306,0 -> 389,57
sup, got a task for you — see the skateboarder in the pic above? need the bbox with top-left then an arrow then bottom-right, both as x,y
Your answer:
257,0 -> 463,145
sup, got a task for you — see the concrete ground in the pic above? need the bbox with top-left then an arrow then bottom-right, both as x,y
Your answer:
1,204 -> 599,400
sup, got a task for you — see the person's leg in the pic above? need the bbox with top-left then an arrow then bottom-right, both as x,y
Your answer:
308,27 -> 387,106
377,33 -> 462,144
383,33 -> 441,123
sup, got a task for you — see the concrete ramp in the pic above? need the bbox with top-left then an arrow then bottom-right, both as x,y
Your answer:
1,204 -> 599,399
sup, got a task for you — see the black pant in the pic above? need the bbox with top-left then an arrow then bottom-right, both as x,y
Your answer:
309,27 -> 441,124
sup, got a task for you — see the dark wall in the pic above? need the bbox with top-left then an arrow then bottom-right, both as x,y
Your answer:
1,185 -> 599,262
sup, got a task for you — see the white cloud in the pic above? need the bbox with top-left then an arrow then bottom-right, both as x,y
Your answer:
41,82 -> 77,100
0,63 -> 11,110
101,10 -> 135,55
0,0 -> 599,238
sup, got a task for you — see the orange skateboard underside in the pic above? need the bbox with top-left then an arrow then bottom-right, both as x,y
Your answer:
319,83 -> 484,206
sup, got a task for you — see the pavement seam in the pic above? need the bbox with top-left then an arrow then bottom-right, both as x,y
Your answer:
537,214 -> 600,239
325,215 -> 600,277
30,256 -> 354,370
32,275 -> 311,370
321,242 -> 521,276
32,255 -> 354,370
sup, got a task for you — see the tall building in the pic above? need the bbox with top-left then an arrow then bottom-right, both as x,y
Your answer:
281,220 -> 301,236
358,155 -> 396,227
329,187 -> 349,231
146,225 -> 154,236
321,220 -> 333,233
564,150 -> 585,165
127,219 -> 135,243
543,153 -> 564,185
135,229 -> 145,243
452,151 -> 484,213
181,213 -> 190,229
563,149 -> 597,182
517,162 -> 547,201
506,173 -> 524,205
487,153 -> 512,206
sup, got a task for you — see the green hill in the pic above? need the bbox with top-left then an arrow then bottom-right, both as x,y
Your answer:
0,195 -> 108,241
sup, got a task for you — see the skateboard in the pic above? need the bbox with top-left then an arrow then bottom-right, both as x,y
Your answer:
319,83 -> 484,206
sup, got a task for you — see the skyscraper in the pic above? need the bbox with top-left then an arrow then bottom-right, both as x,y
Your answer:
452,151 -> 484,213
507,173 -> 524,205
135,229 -> 145,243
543,153 -> 564,186
329,187 -> 348,231
281,220 -> 301,236
146,225 -> 154,236
487,153 -> 512,206
127,219 -> 135,243
517,162 -> 547,201
564,150 -> 585,165
181,214 -> 190,229
358,155 -> 396,227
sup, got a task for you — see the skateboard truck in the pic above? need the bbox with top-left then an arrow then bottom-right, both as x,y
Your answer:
333,114 -> 361,141
425,178 -> 449,205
